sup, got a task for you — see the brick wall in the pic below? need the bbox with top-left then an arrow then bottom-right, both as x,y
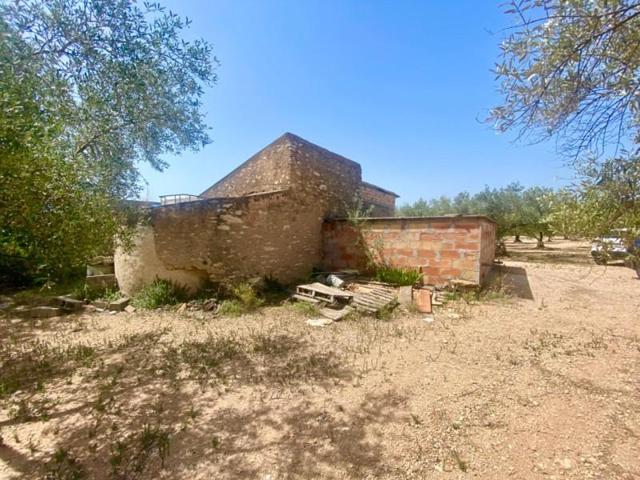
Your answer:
479,221 -> 496,284
322,216 -> 496,286
360,182 -> 397,217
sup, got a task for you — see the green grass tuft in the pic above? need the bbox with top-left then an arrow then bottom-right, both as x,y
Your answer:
374,266 -> 422,286
132,279 -> 189,309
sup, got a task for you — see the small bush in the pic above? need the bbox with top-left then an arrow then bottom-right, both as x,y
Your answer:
43,448 -> 86,480
132,279 -> 189,309
374,266 -> 421,286
217,283 -> 264,317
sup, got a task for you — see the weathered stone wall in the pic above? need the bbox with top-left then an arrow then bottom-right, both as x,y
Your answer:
114,226 -> 209,296
148,190 -> 326,285
360,183 -> 396,217
118,133 -> 397,291
322,216 -> 496,286
287,136 -> 362,218
200,138 -> 292,198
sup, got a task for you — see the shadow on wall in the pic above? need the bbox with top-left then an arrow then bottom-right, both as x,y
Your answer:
491,265 -> 534,300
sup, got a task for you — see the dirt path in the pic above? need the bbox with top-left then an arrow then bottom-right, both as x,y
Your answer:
1,240 -> 639,479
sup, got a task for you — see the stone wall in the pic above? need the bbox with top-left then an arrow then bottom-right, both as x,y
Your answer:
116,133 -> 407,293
200,138 -> 292,198
360,182 -> 397,217
114,226 -> 209,296
287,135 -> 362,218
151,190 -> 325,285
322,216 -> 496,286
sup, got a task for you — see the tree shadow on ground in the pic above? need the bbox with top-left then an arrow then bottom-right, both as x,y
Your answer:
1,328 -> 389,479
504,240 -> 593,265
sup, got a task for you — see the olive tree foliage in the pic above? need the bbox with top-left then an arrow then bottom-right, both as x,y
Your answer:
396,183 -> 555,247
0,0 -> 217,282
571,155 -> 640,237
491,0 -> 640,157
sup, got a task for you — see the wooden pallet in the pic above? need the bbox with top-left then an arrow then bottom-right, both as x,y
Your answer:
349,283 -> 398,313
296,282 -> 353,304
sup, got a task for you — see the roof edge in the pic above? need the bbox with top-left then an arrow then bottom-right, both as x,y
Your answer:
329,215 -> 497,224
361,181 -> 399,198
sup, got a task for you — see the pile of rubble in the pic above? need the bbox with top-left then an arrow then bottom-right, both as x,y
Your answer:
293,271 -> 401,323
292,271 -> 473,325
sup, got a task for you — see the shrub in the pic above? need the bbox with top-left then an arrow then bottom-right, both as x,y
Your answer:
217,283 -> 264,317
374,266 -> 422,286
132,279 -> 189,309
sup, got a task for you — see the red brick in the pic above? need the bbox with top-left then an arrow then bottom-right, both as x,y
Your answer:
440,268 -> 462,277
421,266 -> 440,275
417,249 -> 437,259
454,241 -> 480,250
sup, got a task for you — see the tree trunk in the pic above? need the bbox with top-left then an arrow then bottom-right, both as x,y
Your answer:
536,232 -> 545,249
514,234 -> 522,243
547,235 -> 552,242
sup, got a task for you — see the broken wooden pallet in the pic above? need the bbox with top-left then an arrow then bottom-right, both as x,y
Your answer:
296,282 -> 353,304
319,305 -> 354,321
349,283 -> 398,313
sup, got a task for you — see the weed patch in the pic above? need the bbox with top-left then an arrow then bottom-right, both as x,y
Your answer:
132,279 -> 189,309
217,283 -> 264,316
43,448 -> 86,480
0,341 -> 95,398
109,424 -> 171,479
374,266 -> 421,286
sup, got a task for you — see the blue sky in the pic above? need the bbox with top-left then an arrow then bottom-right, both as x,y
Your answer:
139,0 -> 573,206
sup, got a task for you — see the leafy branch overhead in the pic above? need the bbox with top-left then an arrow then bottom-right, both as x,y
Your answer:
0,0 -> 217,281
491,0 -> 640,157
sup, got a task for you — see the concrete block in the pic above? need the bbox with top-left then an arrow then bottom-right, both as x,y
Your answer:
86,274 -> 117,290
108,297 -> 130,311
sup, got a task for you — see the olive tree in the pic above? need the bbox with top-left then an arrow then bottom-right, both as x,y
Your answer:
491,0 -> 640,157
0,0 -> 217,282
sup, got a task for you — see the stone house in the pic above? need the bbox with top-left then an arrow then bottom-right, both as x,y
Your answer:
115,133 -> 495,295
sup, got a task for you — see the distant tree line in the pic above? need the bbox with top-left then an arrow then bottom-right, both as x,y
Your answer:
397,170 -> 640,250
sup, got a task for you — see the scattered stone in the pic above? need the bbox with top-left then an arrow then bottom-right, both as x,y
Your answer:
306,317 -> 333,327
397,286 -> 412,306
92,299 -> 109,309
423,314 -> 435,323
560,458 -> 572,470
57,296 -> 85,311
124,305 -> 136,313
108,297 -> 130,312
202,298 -> 217,311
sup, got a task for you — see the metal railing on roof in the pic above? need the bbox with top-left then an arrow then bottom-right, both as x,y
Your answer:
159,194 -> 203,206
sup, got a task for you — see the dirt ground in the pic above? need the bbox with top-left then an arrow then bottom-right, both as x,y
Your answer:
1,239 -> 639,480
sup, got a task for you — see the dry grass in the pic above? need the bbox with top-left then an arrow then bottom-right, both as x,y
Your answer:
1,239 -> 639,479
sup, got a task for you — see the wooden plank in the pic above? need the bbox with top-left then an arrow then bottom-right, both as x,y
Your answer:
319,306 -> 353,321
292,294 -> 321,304
297,282 -> 353,298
